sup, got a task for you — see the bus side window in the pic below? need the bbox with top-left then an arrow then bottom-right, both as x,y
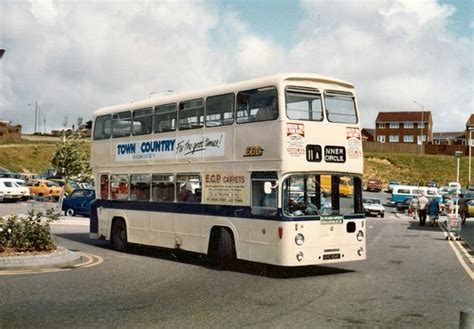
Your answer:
237,87 -> 278,124
130,174 -> 151,201
154,103 -> 177,133
176,174 -> 201,203
100,174 -> 109,199
132,108 -> 153,136
110,174 -> 129,200
179,99 -> 204,130
251,172 -> 278,216
93,115 -> 112,140
206,93 -> 235,127
112,111 -> 132,138
152,174 -> 175,202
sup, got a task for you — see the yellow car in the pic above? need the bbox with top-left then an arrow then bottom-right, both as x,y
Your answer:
27,179 -> 63,199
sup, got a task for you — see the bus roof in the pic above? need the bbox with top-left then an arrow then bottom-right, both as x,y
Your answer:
93,73 -> 354,117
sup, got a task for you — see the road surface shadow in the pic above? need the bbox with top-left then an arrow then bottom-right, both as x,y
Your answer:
55,232 -> 354,278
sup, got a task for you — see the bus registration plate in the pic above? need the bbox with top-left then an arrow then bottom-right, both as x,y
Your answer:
323,253 -> 341,260
320,215 -> 344,225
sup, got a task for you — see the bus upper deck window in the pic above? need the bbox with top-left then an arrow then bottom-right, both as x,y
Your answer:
179,99 -> 204,130
93,115 -> 112,140
155,103 -> 177,133
285,87 -> 323,121
206,93 -> 235,127
236,87 -> 278,123
324,91 -> 358,124
132,108 -> 153,136
112,111 -> 132,138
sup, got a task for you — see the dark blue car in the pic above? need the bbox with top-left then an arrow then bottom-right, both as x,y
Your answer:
62,188 -> 95,217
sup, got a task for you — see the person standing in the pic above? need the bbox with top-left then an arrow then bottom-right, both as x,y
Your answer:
428,197 -> 440,226
458,193 -> 468,225
418,193 -> 429,226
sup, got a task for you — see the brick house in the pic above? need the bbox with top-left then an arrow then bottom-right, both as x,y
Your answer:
0,120 -> 22,139
361,128 -> 375,142
375,111 -> 433,144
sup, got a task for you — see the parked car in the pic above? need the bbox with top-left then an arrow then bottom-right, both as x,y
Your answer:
426,181 -> 438,188
61,188 -> 96,216
27,179 -> 63,199
388,180 -> 401,193
366,178 -> 382,192
395,198 -> 413,213
0,178 -> 25,202
363,197 -> 385,217
467,199 -> 474,218
48,178 -> 80,196
11,178 -> 31,200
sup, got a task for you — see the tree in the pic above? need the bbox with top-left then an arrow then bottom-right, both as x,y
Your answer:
51,138 -> 91,183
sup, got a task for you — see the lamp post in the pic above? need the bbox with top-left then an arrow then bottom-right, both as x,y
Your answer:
414,100 -> 424,155
28,101 -> 39,134
468,126 -> 474,187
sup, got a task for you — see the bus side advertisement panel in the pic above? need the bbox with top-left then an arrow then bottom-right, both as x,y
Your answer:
202,171 -> 250,205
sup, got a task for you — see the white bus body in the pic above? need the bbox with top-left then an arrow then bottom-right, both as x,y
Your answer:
90,73 -> 366,267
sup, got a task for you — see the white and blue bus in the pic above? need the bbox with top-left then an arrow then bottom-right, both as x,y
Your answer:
89,73 -> 366,268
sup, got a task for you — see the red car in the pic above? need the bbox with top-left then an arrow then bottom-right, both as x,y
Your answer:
366,178 -> 382,192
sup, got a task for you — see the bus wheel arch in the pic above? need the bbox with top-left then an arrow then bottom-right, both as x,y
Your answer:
111,217 -> 128,252
208,226 -> 236,270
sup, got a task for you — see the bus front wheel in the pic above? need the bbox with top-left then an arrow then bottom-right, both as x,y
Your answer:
111,218 -> 128,252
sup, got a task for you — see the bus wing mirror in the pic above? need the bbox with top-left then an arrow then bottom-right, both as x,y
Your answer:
264,181 -> 278,194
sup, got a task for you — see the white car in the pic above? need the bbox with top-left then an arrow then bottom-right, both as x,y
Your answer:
0,178 -> 25,202
363,197 -> 385,217
11,178 -> 31,200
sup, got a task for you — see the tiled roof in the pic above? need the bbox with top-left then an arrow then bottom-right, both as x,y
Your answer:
466,114 -> 474,128
376,111 -> 432,122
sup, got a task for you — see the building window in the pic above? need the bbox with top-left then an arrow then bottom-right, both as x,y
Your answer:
418,122 -> 425,128
404,122 -> 414,129
389,135 -> 399,143
377,135 -> 385,143
379,123 -> 385,129
404,135 -> 414,143
389,122 -> 399,129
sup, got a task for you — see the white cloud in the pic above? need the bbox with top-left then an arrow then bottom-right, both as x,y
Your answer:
291,0 -> 473,131
0,0 -> 472,134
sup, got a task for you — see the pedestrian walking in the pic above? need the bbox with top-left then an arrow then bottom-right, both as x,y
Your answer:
418,193 -> 429,226
428,197 -> 440,226
410,197 -> 419,220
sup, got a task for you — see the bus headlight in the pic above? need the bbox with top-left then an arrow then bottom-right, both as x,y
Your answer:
356,230 -> 364,241
295,233 -> 305,246
296,251 -> 304,262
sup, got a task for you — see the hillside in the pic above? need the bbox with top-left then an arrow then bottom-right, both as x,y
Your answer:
0,140 -> 471,188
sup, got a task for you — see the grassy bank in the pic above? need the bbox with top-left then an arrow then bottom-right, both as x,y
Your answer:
0,140 -> 471,188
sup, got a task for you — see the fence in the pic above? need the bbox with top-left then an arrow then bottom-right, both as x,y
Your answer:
363,141 -> 469,156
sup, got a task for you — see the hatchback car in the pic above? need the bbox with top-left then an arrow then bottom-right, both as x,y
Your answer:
363,197 -> 385,217
366,178 -> 382,192
62,188 -> 96,217
27,179 -> 63,199
0,178 -> 25,202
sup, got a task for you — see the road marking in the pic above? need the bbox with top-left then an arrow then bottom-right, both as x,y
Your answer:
439,225 -> 474,280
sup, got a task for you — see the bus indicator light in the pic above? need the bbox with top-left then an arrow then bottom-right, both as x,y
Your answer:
278,227 -> 283,239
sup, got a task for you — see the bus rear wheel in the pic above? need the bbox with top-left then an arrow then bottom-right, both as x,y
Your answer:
111,218 -> 128,252
209,227 -> 236,270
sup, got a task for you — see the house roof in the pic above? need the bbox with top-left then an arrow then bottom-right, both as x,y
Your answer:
361,128 -> 375,137
433,131 -> 465,140
376,111 -> 432,123
466,114 -> 474,129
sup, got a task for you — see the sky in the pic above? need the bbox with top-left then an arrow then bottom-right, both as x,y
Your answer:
0,0 -> 473,133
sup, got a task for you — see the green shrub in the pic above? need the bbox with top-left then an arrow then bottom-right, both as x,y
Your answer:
0,209 -> 60,253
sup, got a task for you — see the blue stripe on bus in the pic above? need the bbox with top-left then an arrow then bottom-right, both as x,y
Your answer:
89,199 -> 364,234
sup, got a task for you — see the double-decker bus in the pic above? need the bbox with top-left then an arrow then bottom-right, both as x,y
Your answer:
90,73 -> 366,268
